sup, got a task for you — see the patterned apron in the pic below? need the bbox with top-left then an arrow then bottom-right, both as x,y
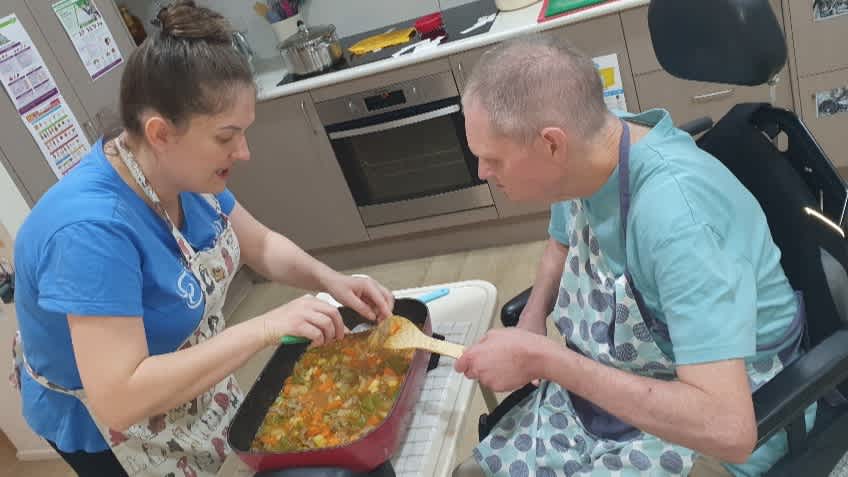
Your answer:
10,137 -> 245,477
474,121 -> 805,477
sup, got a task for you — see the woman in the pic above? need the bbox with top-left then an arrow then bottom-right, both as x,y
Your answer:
10,2 -> 394,476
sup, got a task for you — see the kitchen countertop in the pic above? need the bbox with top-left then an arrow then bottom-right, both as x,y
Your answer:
254,0 -> 649,103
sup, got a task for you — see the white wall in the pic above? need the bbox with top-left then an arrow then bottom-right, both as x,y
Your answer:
123,0 -> 478,61
0,162 -> 30,238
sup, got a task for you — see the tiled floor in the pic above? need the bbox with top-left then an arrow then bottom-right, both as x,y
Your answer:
0,431 -> 72,477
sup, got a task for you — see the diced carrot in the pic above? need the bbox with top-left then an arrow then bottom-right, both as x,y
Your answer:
342,348 -> 357,358
382,367 -> 398,378
366,415 -> 380,426
327,400 -> 343,410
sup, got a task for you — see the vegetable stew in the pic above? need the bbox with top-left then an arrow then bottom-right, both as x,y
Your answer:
251,317 -> 414,452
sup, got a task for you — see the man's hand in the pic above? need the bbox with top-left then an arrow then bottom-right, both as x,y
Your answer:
454,328 -> 555,392
516,314 -> 549,386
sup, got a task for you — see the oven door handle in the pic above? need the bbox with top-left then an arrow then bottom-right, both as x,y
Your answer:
327,105 -> 461,140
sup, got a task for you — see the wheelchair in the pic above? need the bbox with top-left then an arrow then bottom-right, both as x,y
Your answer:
478,1 -> 848,475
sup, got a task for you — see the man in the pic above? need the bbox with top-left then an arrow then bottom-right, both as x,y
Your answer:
453,35 -> 808,477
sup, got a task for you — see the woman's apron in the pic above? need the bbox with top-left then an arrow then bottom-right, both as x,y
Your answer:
10,138 -> 245,477
473,121 -> 806,477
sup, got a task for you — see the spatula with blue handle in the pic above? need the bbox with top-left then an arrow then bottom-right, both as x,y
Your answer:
279,288 -> 450,345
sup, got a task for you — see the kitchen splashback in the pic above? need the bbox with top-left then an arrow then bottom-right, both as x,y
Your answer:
122,0 -> 480,61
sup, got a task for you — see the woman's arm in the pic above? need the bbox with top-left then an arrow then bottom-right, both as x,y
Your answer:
69,295 -> 345,431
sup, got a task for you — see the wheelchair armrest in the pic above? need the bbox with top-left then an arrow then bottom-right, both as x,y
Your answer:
501,287 -> 532,327
677,116 -> 714,136
753,329 -> 848,446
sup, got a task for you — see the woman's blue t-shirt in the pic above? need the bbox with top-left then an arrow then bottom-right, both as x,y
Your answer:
14,139 -> 236,452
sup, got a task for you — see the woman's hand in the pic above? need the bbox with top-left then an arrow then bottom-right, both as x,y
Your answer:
257,295 -> 347,347
324,274 -> 394,322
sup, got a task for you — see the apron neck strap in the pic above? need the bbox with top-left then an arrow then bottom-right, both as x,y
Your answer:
113,137 -> 197,264
617,120 -> 632,244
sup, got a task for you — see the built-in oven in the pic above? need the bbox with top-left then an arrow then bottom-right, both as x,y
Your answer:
315,71 -> 494,228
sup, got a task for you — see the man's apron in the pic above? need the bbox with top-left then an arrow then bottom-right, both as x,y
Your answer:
473,121 -> 805,476
11,138 -> 245,476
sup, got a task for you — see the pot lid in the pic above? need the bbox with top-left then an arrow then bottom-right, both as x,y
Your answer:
279,22 -> 336,49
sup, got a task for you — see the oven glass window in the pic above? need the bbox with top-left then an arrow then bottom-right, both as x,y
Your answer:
331,111 -> 481,206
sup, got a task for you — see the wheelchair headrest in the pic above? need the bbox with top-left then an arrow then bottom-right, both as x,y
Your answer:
648,0 -> 787,86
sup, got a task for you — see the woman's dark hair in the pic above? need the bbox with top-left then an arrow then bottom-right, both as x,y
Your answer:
119,0 -> 253,137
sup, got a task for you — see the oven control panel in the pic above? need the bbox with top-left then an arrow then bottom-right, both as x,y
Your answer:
315,70 -> 460,126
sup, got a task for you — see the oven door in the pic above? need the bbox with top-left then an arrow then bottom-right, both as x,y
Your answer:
325,97 -> 494,227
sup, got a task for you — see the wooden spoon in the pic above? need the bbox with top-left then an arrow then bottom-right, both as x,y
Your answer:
374,315 -> 465,358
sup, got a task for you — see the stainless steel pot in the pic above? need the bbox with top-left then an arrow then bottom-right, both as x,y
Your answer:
278,21 -> 343,76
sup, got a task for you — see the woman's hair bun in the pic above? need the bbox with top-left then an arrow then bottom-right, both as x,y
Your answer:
157,0 -> 232,43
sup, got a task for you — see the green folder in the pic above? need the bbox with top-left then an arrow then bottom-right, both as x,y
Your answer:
544,0 -> 610,18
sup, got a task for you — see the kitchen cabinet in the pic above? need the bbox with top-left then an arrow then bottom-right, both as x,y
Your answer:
0,0 -> 94,205
783,0 -> 848,169
797,67 -> 848,168
450,46 -> 487,93
227,92 -> 369,250
787,0 -> 848,78
25,0 -> 135,124
543,14 -> 641,113
636,68 -> 794,126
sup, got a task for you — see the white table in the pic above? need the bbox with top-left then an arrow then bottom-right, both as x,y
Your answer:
217,280 -> 498,477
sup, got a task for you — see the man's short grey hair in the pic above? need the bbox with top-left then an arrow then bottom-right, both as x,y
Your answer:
462,34 -> 609,143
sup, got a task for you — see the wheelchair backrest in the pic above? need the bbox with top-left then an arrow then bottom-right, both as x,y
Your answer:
648,0 -> 786,86
697,103 -> 848,346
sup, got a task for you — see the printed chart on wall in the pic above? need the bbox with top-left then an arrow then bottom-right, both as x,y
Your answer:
594,53 -> 628,112
53,0 -> 122,80
0,14 -> 89,178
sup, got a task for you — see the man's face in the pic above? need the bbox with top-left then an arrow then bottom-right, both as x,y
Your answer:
464,102 -> 565,202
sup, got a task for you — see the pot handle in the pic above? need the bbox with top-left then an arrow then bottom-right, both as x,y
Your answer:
427,333 -> 445,371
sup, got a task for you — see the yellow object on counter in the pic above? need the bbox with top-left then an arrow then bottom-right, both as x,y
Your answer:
348,27 -> 416,56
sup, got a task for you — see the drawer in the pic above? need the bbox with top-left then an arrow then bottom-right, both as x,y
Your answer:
622,1 -> 784,76
789,0 -> 848,76
798,66 -> 848,167
635,68 -> 794,126
544,14 -> 639,111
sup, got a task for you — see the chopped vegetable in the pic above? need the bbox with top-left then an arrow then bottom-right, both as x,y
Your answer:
251,316 -> 415,452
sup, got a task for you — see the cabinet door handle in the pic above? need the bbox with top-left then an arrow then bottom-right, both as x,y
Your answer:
692,89 -> 734,103
300,100 -> 317,135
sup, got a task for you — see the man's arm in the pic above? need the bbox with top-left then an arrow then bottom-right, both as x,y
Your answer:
517,238 -> 568,335
458,329 -> 756,464
538,345 -> 756,463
